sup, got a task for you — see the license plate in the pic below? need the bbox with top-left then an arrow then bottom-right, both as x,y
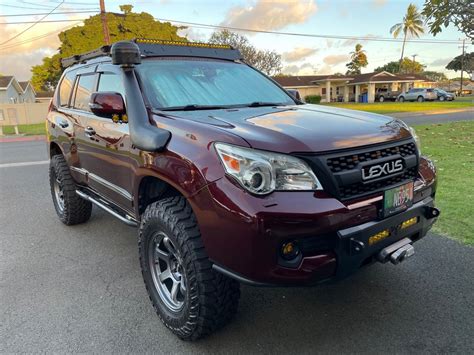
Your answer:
383,182 -> 414,217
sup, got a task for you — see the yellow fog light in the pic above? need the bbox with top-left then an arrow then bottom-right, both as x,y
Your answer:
281,242 -> 300,260
368,229 -> 390,246
400,217 -> 418,230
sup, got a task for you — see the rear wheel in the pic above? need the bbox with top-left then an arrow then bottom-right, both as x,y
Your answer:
379,96 -> 385,102
139,196 -> 240,340
417,96 -> 424,102
439,96 -> 445,101
49,155 -> 92,225
398,96 -> 405,102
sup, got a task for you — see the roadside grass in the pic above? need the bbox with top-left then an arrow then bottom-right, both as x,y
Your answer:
1,123 -> 46,136
412,120 -> 474,244
325,100 -> 473,114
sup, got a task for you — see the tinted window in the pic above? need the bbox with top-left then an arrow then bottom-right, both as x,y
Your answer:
59,71 -> 76,107
98,73 -> 125,97
426,89 -> 434,92
73,74 -> 97,111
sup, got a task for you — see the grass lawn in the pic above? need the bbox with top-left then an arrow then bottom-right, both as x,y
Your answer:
326,99 -> 473,114
1,123 -> 46,136
412,120 -> 474,244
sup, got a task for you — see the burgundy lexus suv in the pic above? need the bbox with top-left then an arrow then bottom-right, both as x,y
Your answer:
46,39 -> 439,340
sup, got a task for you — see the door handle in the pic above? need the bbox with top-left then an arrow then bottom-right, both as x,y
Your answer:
84,126 -> 96,137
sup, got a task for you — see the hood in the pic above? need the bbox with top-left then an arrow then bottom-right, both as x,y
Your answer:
160,104 -> 413,154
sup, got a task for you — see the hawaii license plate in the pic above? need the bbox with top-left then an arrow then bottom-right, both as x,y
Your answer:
383,181 -> 414,218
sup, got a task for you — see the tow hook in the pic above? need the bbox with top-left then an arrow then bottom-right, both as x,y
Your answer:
424,206 -> 440,220
377,237 -> 415,265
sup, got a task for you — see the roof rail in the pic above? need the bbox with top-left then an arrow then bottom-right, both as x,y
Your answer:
61,45 -> 111,69
60,38 -> 242,69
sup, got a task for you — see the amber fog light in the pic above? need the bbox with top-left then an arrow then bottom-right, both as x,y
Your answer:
281,242 -> 300,260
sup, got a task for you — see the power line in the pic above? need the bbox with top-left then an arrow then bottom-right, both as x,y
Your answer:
0,10 -> 98,17
0,22 -> 82,51
0,0 -> 65,46
155,17 -> 465,45
0,19 -> 88,24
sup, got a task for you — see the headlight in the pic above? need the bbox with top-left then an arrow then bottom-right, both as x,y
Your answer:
397,119 -> 421,154
214,143 -> 322,195
408,126 -> 421,154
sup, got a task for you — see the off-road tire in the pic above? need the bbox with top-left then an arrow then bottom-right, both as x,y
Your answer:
139,196 -> 240,341
49,155 -> 92,225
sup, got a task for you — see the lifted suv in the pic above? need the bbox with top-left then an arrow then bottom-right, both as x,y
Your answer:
47,39 -> 439,340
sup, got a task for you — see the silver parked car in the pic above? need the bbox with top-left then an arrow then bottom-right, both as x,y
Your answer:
397,88 -> 438,102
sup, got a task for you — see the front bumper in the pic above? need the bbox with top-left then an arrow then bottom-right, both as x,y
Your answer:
190,158 -> 438,287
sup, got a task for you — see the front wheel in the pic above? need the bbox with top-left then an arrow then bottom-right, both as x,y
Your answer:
379,96 -> 385,102
439,96 -> 445,101
398,96 -> 405,102
139,196 -> 240,340
417,96 -> 424,102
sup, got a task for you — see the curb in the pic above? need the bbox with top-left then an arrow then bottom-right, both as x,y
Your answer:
0,135 -> 46,143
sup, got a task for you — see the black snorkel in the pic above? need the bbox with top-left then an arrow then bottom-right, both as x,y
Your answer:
111,41 -> 170,152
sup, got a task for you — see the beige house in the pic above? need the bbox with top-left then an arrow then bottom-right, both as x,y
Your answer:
274,71 -> 433,103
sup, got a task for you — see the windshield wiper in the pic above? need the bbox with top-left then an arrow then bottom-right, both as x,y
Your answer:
160,104 -> 228,111
246,101 -> 286,107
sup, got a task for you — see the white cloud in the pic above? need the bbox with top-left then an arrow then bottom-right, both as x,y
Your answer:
323,54 -> 348,65
282,62 -> 319,75
222,0 -> 317,31
282,47 -> 319,62
430,57 -> 452,67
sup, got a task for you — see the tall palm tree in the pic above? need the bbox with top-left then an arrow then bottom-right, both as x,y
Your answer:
346,43 -> 368,75
390,3 -> 424,72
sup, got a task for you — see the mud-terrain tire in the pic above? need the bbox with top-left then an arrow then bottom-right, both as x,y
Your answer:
49,155 -> 92,225
139,196 -> 240,341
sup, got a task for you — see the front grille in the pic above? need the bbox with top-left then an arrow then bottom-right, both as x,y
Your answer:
339,167 -> 417,199
300,140 -> 419,201
327,142 -> 417,173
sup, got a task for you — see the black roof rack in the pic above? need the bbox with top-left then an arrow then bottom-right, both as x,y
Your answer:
61,39 -> 242,69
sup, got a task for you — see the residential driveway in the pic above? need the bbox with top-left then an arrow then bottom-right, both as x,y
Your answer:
393,109 -> 474,125
1,142 -> 473,354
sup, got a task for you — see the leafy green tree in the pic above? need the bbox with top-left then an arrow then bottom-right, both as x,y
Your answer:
31,5 -> 187,91
390,3 -> 425,72
375,58 -> 425,74
345,44 -> 368,75
422,70 -> 447,82
422,0 -> 473,40
446,52 -> 474,75
209,30 -> 282,76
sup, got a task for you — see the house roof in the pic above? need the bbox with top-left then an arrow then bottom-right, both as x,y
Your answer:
273,71 -> 433,87
18,81 -> 36,95
0,76 -> 14,89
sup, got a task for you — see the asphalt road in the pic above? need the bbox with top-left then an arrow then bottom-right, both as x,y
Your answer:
394,109 -> 474,125
1,141 -> 473,354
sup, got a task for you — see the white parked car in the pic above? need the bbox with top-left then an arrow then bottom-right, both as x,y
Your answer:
397,88 -> 438,102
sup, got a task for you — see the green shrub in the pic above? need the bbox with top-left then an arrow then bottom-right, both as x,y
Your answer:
304,95 -> 322,104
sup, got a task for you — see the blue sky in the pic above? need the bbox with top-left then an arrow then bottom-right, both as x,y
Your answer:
0,0 -> 471,80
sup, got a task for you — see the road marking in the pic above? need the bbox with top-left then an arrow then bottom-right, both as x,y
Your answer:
0,160 -> 49,168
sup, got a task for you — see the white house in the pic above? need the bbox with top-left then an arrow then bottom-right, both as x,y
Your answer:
0,76 -> 36,103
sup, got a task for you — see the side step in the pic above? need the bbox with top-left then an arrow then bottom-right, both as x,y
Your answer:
76,190 -> 138,227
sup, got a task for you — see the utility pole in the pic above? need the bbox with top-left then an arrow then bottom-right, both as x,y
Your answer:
99,0 -> 110,46
411,54 -> 418,74
459,39 -> 466,97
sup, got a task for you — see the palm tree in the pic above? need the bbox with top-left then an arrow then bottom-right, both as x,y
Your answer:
346,43 -> 368,75
390,3 -> 424,72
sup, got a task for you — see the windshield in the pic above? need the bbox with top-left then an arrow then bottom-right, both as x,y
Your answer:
136,58 -> 295,110
436,89 -> 447,94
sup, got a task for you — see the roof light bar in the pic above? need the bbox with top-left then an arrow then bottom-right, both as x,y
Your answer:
134,38 -> 233,50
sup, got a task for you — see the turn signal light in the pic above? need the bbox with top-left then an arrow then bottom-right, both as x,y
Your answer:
368,229 -> 390,246
400,217 -> 418,230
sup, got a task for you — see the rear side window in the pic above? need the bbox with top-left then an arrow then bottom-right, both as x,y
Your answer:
426,89 -> 434,92
59,71 -> 76,107
73,74 -> 97,111
98,73 -> 125,97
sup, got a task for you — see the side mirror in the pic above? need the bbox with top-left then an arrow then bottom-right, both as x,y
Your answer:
89,92 -> 126,120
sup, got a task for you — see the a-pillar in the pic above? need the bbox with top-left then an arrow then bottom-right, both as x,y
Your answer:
367,83 -> 376,103
326,80 -> 331,103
